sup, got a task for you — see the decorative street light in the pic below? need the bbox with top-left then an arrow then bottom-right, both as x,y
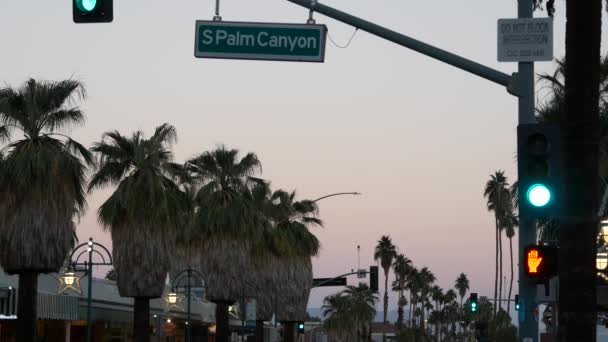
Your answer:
312,192 -> 361,203
59,237 -> 112,342
170,268 -> 206,342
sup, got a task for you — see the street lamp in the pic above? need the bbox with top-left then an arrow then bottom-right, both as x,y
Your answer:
167,291 -> 179,304
170,268 -> 206,342
312,192 -> 361,203
59,237 -> 112,342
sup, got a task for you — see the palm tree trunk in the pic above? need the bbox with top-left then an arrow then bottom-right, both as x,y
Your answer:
255,320 -> 265,342
493,214 -> 499,316
133,297 -> 150,342
408,292 -> 413,327
498,228 -> 503,312
507,236 -> 514,314
284,321 -> 296,342
383,270 -> 389,342
16,271 -> 38,342
215,301 -> 231,342
557,1 -> 601,341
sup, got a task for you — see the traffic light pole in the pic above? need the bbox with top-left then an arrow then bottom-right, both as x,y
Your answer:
517,0 -> 538,340
283,0 -> 537,340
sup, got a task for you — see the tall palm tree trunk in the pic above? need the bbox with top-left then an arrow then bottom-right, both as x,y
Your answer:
493,215 -> 499,316
255,320 -> 265,342
498,229 -> 503,312
16,271 -> 38,342
507,236 -> 514,313
409,292 -> 413,327
383,272 -> 389,342
133,297 -> 150,342
558,1 -> 601,340
215,302 -> 231,342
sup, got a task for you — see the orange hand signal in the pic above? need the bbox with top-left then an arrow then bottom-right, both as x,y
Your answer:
527,249 -> 543,274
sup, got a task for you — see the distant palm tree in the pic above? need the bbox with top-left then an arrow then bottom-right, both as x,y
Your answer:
454,273 -> 470,309
502,207 -> 518,313
185,146 -> 262,342
484,171 -> 510,314
89,123 -> 185,342
323,284 -> 378,342
323,293 -> 355,341
417,267 -> 435,332
342,283 -> 378,341
374,235 -> 397,342
431,286 -> 443,341
0,79 -> 93,342
443,289 -> 458,340
392,254 -> 412,329
406,267 -> 420,328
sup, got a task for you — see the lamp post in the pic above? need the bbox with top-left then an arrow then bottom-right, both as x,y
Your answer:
60,238 -> 112,342
312,192 -> 360,203
170,268 -> 206,342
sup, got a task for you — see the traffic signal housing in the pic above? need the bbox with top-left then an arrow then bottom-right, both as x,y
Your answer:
297,322 -> 305,334
469,292 -> 478,313
515,294 -> 520,311
369,266 -> 379,292
524,244 -> 558,280
73,0 -> 113,23
517,124 -> 561,219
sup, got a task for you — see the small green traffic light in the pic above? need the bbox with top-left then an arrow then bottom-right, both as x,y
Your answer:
526,183 -> 551,207
471,302 -> 478,312
75,0 -> 98,12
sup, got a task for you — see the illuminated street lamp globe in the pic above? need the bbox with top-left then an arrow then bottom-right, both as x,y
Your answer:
168,292 -> 178,304
63,271 -> 76,286
526,184 -> 551,207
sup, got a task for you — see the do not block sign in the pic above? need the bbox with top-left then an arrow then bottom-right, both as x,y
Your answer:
195,21 -> 327,62
497,18 -> 553,62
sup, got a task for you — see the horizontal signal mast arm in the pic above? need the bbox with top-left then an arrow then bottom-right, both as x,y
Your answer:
285,0 -> 513,90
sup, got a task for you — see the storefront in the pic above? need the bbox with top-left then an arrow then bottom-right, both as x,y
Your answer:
0,270 -> 215,342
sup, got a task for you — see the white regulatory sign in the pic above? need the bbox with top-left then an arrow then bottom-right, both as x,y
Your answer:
498,18 -> 553,62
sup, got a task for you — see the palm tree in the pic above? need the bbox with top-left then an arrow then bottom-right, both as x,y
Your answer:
406,266 -> 419,328
454,273 -> 469,309
342,283 -> 379,341
185,146 -> 262,342
484,171 -> 510,314
247,180 -> 275,342
392,254 -> 412,330
270,190 -> 322,342
502,206 -> 518,314
323,284 -> 378,341
417,267 -> 435,332
443,289 -> 457,341
431,286 -> 443,341
0,79 -> 93,342
88,123 -> 185,342
374,235 -> 397,341
323,293 -> 355,341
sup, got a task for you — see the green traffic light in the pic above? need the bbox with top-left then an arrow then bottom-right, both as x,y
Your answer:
471,302 -> 477,312
526,183 -> 551,207
75,0 -> 98,12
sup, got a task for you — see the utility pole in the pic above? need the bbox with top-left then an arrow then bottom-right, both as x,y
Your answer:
284,0 -> 537,339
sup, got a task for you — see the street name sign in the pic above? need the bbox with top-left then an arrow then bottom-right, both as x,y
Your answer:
195,21 -> 327,62
497,18 -> 553,62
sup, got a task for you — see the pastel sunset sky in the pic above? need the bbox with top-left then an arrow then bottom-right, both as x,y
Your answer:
2,0 -> 606,311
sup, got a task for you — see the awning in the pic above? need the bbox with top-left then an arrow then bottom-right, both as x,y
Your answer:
37,293 -> 79,320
